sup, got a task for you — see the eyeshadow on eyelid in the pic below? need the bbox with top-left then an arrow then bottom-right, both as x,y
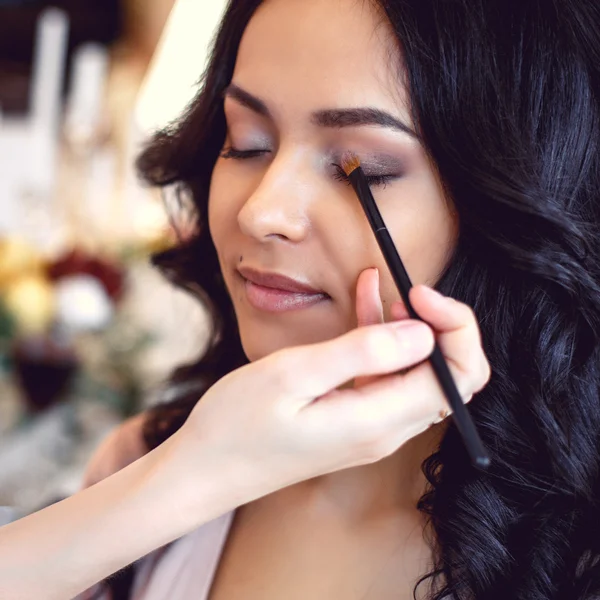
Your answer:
228,133 -> 271,148
349,154 -> 406,175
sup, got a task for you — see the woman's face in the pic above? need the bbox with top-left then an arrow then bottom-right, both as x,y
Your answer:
209,0 -> 458,362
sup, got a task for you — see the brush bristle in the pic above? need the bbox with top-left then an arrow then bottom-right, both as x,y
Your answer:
341,151 -> 361,176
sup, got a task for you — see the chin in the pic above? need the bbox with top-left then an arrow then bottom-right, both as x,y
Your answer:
239,327 -> 315,362
237,315 -> 347,362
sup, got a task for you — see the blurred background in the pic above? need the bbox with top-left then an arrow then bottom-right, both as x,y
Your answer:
0,0 -> 226,521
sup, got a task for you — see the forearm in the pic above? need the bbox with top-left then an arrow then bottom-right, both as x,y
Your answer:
0,434 -> 234,600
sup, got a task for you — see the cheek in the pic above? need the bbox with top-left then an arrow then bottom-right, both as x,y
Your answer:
374,181 -> 458,309
208,160 -> 247,253
400,205 -> 457,282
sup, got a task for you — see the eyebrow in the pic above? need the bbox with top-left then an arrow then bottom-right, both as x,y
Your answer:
223,83 -> 419,140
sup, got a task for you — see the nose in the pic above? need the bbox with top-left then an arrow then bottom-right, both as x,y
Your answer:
237,153 -> 313,243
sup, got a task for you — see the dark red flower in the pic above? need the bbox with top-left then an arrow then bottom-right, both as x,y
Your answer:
46,248 -> 125,302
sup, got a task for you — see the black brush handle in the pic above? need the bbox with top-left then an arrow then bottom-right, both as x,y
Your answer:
349,168 -> 490,469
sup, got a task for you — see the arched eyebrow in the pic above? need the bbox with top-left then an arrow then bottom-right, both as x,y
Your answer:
223,83 -> 419,140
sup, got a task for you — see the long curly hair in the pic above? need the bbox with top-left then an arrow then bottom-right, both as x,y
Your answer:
100,0 -> 600,598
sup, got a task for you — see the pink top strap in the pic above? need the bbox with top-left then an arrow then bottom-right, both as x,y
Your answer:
76,509 -> 236,600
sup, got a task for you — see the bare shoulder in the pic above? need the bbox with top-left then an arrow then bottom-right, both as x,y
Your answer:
81,412 -> 150,489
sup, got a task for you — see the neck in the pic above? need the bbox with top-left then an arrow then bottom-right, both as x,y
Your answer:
278,423 -> 446,523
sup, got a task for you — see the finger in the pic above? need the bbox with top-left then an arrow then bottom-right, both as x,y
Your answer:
409,286 -> 481,339
307,355 -> 476,446
354,268 -> 386,388
409,286 -> 490,385
273,319 -> 435,408
390,300 -> 409,321
355,267 -> 384,328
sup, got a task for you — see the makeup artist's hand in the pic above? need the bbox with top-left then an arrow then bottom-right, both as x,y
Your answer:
167,267 -> 491,508
353,268 -> 483,407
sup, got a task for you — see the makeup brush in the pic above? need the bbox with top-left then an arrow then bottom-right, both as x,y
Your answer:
340,151 -> 490,470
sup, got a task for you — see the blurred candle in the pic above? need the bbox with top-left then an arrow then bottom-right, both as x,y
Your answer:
28,8 -> 70,194
65,43 -> 110,150
30,8 -> 69,135
0,108 -> 27,235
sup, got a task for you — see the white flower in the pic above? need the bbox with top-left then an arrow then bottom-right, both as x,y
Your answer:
55,275 -> 113,332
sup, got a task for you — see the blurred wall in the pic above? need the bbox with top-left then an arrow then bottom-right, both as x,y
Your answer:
134,0 -> 228,135
125,0 -> 176,62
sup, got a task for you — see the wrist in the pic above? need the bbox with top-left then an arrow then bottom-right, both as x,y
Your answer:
142,430 -> 249,533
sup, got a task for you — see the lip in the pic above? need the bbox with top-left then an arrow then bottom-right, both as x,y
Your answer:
237,266 -> 325,294
237,266 -> 330,313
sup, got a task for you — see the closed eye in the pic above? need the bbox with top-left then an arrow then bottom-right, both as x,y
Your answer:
220,148 -> 399,189
332,163 -> 396,189
220,147 -> 270,159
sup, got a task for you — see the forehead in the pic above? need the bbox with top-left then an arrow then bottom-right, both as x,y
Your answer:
232,0 -> 408,117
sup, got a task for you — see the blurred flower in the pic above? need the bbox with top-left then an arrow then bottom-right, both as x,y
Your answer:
0,240 -> 155,419
47,248 -> 125,302
11,332 -> 78,413
0,238 -> 44,289
55,275 -> 113,332
4,275 -> 55,334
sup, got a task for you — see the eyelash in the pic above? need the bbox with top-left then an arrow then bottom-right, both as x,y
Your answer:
220,147 -> 396,188
332,164 -> 394,189
220,147 -> 268,160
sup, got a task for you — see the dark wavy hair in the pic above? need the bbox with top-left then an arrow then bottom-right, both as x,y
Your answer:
98,0 -> 600,599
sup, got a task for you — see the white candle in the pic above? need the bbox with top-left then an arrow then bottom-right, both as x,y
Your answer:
30,7 -> 70,135
65,43 -> 109,149
0,118 -> 29,236
28,8 -> 70,194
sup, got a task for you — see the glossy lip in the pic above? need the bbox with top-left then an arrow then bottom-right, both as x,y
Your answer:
243,280 -> 329,312
237,265 -> 326,295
